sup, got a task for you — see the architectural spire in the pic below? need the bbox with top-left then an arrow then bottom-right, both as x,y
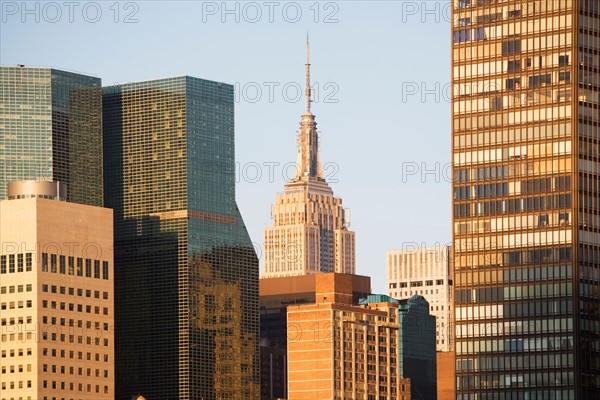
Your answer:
305,33 -> 311,113
293,35 -> 323,181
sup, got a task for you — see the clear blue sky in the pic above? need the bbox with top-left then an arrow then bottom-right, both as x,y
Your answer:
1,1 -> 452,293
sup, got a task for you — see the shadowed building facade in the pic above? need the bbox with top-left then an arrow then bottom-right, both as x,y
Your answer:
452,1 -> 599,398
0,66 -> 103,206
103,76 -> 259,400
395,295 -> 437,400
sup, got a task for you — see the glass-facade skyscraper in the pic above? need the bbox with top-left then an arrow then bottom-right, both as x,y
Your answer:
452,1 -> 599,399
103,77 -> 259,399
0,66 -> 103,206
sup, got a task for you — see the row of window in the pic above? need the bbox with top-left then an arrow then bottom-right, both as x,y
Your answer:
0,252 -> 111,280
456,282 -> 574,304
41,300 -> 109,315
457,317 -> 574,339
457,335 -> 574,355
0,253 -> 32,274
454,194 -> 571,218
0,330 -> 102,346
41,253 -> 109,280
1,300 -> 33,310
389,279 -> 449,289
0,284 -> 32,294
1,380 -> 109,394
41,284 -> 109,299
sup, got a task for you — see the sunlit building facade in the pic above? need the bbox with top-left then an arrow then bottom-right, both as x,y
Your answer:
103,76 -> 259,400
0,66 -> 103,206
261,40 -> 355,278
0,181 -> 114,399
387,245 -> 454,352
287,279 -> 411,400
452,1 -> 599,398
259,272 -> 371,400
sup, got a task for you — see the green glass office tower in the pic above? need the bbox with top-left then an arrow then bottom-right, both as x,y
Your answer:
103,77 -> 259,400
0,66 -> 103,205
452,1 -> 599,399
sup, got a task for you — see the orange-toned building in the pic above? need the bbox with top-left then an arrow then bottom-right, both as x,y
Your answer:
0,181 -> 114,399
283,274 -> 411,400
437,351 -> 456,400
260,273 -> 370,400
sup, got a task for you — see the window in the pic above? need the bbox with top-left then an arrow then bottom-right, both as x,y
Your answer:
9,255 -> 15,273
502,39 -> 521,56
559,55 -> 569,66
559,213 -> 570,226
506,78 -> 521,90
68,256 -> 75,275
85,259 -> 92,278
102,261 -> 109,280
528,74 -> 551,88
50,254 -> 57,273
507,60 -> 521,73
17,254 -> 23,272
42,253 -> 48,272
559,71 -> 571,82
25,253 -> 32,271
77,258 -> 83,276
508,9 -> 521,18
94,260 -> 100,279
60,255 -> 66,274
0,255 -> 6,274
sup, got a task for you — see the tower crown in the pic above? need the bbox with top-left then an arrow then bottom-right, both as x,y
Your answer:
293,36 -> 323,181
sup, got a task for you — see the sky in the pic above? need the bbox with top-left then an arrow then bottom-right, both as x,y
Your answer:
1,0 -> 452,293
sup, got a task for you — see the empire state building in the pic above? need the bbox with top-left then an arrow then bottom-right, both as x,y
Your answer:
261,39 -> 356,278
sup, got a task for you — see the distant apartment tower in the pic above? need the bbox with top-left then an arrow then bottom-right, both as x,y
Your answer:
387,245 -> 453,352
0,66 -> 103,205
261,40 -> 355,278
103,76 -> 259,400
286,277 -> 411,400
259,273 -> 371,400
452,1 -> 599,398
0,181 -> 114,399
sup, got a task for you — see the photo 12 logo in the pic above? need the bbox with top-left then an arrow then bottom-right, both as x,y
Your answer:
235,81 -> 339,104
1,2 -> 140,24
201,1 -> 340,23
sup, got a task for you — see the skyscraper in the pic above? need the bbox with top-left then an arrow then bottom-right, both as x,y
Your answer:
394,294 -> 437,400
0,180 -> 114,399
387,245 -> 454,352
103,76 -> 259,399
259,272 -> 372,400
452,1 -> 599,398
0,66 -> 103,206
261,40 -> 355,278
286,280 -> 412,400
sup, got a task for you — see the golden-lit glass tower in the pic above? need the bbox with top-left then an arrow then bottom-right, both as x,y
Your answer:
262,40 -> 355,278
103,77 -> 259,400
452,1 -> 599,399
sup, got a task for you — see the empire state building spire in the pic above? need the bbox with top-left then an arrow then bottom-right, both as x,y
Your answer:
262,36 -> 356,278
305,33 -> 312,113
294,35 -> 323,181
